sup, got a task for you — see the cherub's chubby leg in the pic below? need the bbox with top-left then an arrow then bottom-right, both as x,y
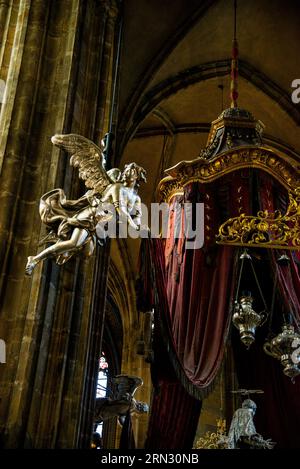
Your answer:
25,228 -> 89,276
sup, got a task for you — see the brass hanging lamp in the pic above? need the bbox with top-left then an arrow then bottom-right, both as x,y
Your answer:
232,250 -> 268,348
263,323 -> 300,379
263,255 -> 300,380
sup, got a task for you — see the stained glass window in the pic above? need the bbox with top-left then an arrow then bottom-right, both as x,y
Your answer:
94,352 -> 109,445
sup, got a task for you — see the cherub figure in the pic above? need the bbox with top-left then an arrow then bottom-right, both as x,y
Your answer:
25,134 -> 146,275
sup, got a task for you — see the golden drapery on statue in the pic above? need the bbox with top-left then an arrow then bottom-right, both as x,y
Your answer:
25,134 -> 146,275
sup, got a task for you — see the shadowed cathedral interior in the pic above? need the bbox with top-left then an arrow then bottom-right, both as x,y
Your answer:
0,0 -> 300,449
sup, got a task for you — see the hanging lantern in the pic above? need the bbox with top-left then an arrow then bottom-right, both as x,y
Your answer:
232,249 -> 268,348
233,294 -> 266,348
263,324 -> 300,379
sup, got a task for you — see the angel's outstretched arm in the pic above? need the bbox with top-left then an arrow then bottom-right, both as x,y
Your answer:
114,201 -> 140,230
108,184 -> 140,230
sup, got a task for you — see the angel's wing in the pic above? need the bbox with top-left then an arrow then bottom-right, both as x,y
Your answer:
51,133 -> 112,193
112,375 -> 143,400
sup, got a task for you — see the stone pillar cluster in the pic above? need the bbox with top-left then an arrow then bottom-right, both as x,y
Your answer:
0,0 -> 120,448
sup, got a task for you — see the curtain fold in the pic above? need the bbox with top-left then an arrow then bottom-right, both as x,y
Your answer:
145,380 -> 202,450
143,185 -> 236,399
258,172 -> 300,325
233,172 -> 300,448
141,174 -> 246,449
142,169 -> 300,449
143,264 -> 202,449
166,242 -> 234,393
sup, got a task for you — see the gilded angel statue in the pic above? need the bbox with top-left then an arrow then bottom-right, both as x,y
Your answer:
25,134 -> 146,276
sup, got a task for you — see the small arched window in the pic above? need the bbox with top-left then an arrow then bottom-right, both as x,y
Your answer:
94,352 -> 109,443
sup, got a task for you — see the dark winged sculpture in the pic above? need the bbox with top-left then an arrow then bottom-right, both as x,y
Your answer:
94,375 -> 149,425
25,134 -> 146,275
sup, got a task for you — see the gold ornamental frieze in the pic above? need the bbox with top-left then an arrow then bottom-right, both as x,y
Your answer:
216,188 -> 300,250
158,146 -> 300,203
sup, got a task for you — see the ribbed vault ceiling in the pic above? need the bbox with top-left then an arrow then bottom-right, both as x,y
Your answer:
110,0 -> 300,304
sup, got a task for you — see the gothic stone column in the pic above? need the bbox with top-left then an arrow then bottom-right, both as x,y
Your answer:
0,0 -> 119,448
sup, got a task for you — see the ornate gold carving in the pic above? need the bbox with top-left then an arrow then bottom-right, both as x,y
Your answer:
194,419 -> 227,449
159,180 -> 183,203
199,135 -> 221,159
216,188 -> 300,250
157,147 -> 300,202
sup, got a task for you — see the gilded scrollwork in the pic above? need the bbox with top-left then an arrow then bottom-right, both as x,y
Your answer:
157,147 -> 300,203
216,188 -> 300,249
193,419 -> 227,449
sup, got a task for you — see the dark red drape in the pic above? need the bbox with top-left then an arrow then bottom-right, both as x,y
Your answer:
143,169 -> 300,449
166,242 -> 234,392
144,263 -> 202,449
144,179 -> 247,398
145,380 -> 202,450
233,172 -> 300,448
142,177 -> 243,448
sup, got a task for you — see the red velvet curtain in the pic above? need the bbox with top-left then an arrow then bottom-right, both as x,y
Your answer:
233,172 -> 300,448
166,242 -> 234,392
258,172 -> 300,319
143,184 -> 238,399
145,380 -> 202,450
142,169 -> 300,448
142,176 -> 245,448
144,246 -> 202,449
